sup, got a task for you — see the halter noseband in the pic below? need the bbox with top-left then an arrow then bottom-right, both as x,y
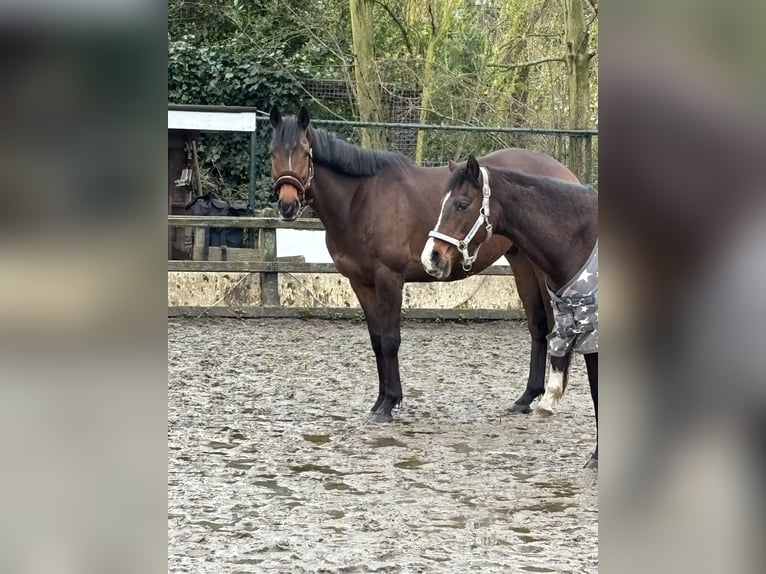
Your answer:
273,147 -> 315,212
428,166 -> 493,272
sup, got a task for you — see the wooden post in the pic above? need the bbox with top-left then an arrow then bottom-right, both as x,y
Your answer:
168,131 -> 193,260
247,129 -> 258,248
191,139 -> 203,196
584,134 -> 593,186
259,227 -> 279,306
568,134 -> 583,184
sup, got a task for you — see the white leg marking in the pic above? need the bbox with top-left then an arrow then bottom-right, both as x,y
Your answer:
421,191 -> 452,272
537,365 -> 565,413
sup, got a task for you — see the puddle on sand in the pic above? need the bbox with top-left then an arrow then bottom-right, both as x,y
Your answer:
323,480 -> 356,492
206,441 -> 236,450
524,501 -> 576,513
226,459 -> 255,470
394,457 -> 425,470
289,463 -> 345,475
302,434 -> 331,445
367,436 -> 407,448
195,520 -> 227,531
518,534 -> 546,543
251,479 -> 294,497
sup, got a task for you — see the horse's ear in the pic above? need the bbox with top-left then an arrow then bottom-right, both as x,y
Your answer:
466,155 -> 480,182
298,105 -> 311,130
448,159 -> 457,172
269,106 -> 282,128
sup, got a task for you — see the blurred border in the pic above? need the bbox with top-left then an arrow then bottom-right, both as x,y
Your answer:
0,3 -> 168,573
600,1 -> 766,573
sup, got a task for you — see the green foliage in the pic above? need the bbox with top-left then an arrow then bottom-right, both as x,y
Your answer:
168,0 -> 599,198
168,0 -> 359,206
168,31 -> 307,207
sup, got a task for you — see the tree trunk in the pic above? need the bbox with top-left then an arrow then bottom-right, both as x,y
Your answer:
415,39 -> 437,164
349,0 -> 386,149
564,0 -> 592,181
414,0 -> 458,164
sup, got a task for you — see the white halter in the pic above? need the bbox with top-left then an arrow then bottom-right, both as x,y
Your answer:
428,166 -> 493,272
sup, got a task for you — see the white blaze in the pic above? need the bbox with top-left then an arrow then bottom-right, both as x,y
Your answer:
420,191 -> 452,271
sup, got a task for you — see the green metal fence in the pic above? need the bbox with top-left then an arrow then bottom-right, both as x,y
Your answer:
168,104 -> 598,212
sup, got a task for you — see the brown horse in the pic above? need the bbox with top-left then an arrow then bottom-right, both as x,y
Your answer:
269,106 -> 580,422
422,155 -> 598,467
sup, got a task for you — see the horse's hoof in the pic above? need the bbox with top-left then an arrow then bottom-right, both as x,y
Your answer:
584,456 -> 598,470
369,411 -> 394,423
534,407 -> 553,417
509,403 -> 532,414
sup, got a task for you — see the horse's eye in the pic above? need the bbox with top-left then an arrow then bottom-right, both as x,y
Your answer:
454,200 -> 468,212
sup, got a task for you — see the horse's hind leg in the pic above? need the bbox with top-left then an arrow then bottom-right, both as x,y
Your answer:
584,352 -> 598,469
536,352 -> 572,416
507,249 -> 550,413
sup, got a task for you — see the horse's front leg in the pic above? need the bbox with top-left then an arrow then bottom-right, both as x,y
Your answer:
369,271 -> 405,423
349,279 -> 385,413
507,250 -> 551,413
584,352 -> 598,469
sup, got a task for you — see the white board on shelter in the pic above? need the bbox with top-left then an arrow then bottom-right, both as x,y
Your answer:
275,229 -> 508,266
168,110 -> 257,132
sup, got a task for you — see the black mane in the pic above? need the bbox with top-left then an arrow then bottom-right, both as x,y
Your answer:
273,115 -> 411,176
447,163 -> 595,199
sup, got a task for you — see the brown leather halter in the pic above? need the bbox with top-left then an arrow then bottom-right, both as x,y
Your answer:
272,147 -> 315,210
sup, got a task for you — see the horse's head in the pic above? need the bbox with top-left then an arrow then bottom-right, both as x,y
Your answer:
269,106 -> 315,220
421,155 -> 494,278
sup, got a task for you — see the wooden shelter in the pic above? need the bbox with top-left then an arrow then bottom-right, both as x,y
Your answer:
167,108 -> 258,259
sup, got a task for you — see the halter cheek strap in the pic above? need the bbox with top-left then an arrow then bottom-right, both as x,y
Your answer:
428,166 -> 493,272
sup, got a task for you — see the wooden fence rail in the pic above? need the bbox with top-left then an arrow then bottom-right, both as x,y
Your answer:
168,215 -> 325,230
168,215 -> 517,320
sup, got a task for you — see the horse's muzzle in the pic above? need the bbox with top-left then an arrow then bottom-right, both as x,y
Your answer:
277,198 -> 300,220
421,242 -> 450,279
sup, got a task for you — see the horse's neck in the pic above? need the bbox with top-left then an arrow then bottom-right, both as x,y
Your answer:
492,175 -> 596,287
308,166 -> 358,235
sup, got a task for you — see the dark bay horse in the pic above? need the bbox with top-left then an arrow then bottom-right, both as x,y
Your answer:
269,106 -> 580,422
422,155 -> 598,467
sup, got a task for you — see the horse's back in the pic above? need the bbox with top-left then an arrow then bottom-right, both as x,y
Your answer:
479,148 -> 580,184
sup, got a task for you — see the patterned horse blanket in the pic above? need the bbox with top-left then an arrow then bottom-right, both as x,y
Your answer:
546,240 -> 599,357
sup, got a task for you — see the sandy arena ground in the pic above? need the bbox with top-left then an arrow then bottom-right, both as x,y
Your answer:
169,318 -> 597,573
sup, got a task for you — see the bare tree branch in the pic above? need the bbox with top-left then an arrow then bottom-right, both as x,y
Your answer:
489,56 -> 564,70
373,0 -> 414,56
428,2 -> 436,37
585,10 -> 598,32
